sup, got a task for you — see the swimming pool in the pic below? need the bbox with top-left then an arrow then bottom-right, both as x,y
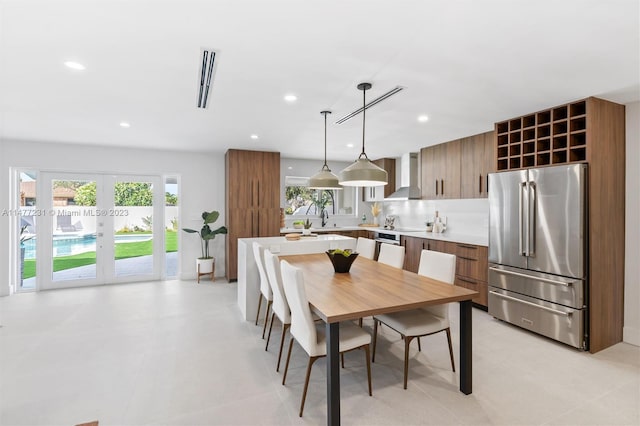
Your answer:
22,234 -> 153,259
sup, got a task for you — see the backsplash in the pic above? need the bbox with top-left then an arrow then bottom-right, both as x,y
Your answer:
380,198 -> 489,238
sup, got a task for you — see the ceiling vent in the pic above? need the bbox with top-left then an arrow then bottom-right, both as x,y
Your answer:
197,48 -> 219,109
335,86 -> 404,124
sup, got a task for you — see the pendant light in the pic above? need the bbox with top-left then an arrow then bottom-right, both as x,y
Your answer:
338,83 -> 388,186
309,110 -> 343,190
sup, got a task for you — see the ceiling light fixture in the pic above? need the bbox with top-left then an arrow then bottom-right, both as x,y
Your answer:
284,94 -> 297,102
119,122 -> 130,128
309,111 -> 342,190
64,61 -> 85,70
338,83 -> 388,187
346,143 -> 354,148
250,134 -> 259,140
335,86 -> 404,124
197,48 -> 219,109
418,114 -> 429,122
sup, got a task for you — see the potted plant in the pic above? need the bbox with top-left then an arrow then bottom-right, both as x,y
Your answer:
302,218 -> 312,235
182,210 -> 227,281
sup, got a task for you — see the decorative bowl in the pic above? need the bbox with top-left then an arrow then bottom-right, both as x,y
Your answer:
326,250 -> 359,273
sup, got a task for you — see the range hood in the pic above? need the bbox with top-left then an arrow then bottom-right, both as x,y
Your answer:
385,152 -> 421,200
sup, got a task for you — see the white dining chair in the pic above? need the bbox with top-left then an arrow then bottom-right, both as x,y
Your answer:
253,242 -> 273,339
263,249 -> 292,372
356,237 -> 376,260
377,243 -> 405,269
372,249 -> 456,389
280,260 -> 373,417
357,242 -> 406,327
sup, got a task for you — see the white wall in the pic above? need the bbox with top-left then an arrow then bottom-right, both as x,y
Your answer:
624,101 -> 640,346
0,140 -> 227,295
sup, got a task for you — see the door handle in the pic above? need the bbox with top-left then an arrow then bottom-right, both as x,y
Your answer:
490,291 -> 572,317
479,175 -> 482,194
489,266 -> 574,286
441,179 -> 444,196
519,182 -> 525,256
435,179 -> 438,196
528,181 -> 536,256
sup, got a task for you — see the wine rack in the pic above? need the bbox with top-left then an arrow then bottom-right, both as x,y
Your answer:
496,99 -> 587,171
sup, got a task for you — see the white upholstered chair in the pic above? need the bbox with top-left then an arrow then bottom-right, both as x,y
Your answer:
372,249 -> 456,389
356,237 -> 376,260
377,243 -> 405,269
263,249 -> 292,371
280,260 -> 372,417
357,242 -> 405,327
252,242 -> 273,339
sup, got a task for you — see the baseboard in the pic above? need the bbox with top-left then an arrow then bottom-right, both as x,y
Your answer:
623,325 -> 640,347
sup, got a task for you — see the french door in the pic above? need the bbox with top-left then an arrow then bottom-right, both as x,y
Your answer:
38,172 -> 163,290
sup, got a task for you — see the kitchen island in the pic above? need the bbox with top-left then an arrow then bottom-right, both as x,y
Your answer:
237,234 -> 356,320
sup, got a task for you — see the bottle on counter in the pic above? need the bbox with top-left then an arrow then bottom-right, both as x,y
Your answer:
361,214 -> 367,224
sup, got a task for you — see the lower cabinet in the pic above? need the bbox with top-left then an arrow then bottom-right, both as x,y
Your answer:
400,236 -> 488,308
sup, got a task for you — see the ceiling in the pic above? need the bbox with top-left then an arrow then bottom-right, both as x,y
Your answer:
1,0 -> 638,162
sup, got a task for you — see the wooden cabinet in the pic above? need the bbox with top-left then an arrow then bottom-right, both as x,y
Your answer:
363,158 -> 396,201
420,142 -> 460,199
493,97 -> 625,352
421,132 -> 494,200
453,243 -> 488,308
400,236 -> 488,308
460,131 -> 495,198
225,149 -> 280,281
400,235 -> 426,273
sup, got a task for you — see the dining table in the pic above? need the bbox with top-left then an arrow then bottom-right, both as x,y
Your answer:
280,252 -> 478,426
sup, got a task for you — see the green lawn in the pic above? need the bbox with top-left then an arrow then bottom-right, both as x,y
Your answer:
22,231 -> 178,280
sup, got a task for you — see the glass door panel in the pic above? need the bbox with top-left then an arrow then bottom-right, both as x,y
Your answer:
113,179 -> 154,277
40,173 -> 104,289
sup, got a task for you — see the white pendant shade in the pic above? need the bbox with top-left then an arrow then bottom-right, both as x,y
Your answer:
309,166 -> 342,189
309,110 -> 342,190
338,82 -> 388,187
338,158 -> 388,186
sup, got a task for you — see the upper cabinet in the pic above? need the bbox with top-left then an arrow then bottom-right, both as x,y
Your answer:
420,141 -> 460,199
420,131 -> 494,200
460,131 -> 495,198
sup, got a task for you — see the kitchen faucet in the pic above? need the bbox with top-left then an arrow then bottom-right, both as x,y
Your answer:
321,209 -> 329,227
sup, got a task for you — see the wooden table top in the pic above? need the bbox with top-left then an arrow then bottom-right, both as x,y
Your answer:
280,253 -> 478,323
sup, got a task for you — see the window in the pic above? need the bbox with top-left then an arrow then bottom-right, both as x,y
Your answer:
284,176 -> 356,216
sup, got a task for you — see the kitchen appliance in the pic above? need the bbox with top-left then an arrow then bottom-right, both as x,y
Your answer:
374,231 -> 401,245
385,152 -> 421,200
488,163 -> 588,350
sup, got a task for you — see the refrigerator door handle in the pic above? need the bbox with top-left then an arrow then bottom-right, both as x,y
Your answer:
489,291 -> 573,317
489,266 -> 574,286
528,181 -> 536,256
520,181 -> 529,256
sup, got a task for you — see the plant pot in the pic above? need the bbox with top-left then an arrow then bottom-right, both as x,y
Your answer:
196,257 -> 215,283
302,228 -> 311,235
326,250 -> 359,273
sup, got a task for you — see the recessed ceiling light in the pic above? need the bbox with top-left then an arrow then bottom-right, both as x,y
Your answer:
119,122 -> 131,128
64,61 -> 86,70
287,166 -> 293,170
346,143 -> 354,148
284,94 -> 297,102
417,115 -> 429,122
250,134 -> 259,140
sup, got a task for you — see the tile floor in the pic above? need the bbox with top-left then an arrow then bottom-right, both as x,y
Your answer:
0,280 -> 638,425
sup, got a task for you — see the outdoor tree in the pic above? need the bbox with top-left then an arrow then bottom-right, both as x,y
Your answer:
165,192 -> 178,206
74,182 -> 96,206
73,182 -> 155,206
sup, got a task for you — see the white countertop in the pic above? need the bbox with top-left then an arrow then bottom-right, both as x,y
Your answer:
281,226 -> 488,247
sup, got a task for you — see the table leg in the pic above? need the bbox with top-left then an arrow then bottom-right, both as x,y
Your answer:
459,300 -> 472,395
326,322 -> 340,426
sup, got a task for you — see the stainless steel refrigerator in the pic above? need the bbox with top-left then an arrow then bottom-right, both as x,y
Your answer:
488,163 -> 588,350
